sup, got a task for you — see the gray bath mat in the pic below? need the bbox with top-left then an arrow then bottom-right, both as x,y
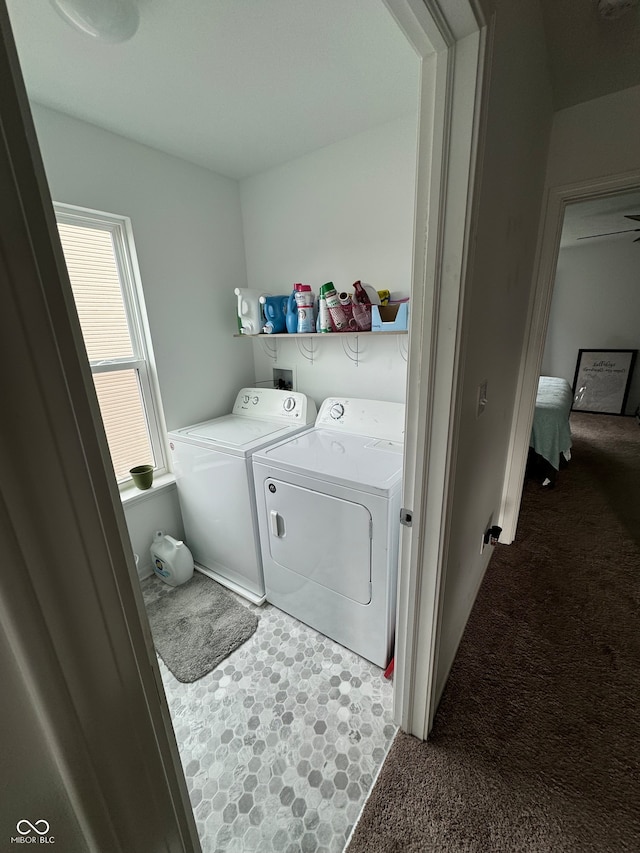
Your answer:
145,573 -> 259,683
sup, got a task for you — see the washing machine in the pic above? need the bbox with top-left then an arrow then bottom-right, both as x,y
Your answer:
252,397 -> 405,667
168,388 -> 317,604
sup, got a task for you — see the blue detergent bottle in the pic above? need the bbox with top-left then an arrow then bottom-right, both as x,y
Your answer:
285,290 -> 298,333
261,295 -> 288,333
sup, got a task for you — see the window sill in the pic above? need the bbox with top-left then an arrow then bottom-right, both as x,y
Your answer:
119,473 -> 177,508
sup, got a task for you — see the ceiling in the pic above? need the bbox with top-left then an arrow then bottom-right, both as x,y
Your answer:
6,0 -> 420,179
539,0 -> 640,109
7,1 -> 639,178
561,190 -> 640,248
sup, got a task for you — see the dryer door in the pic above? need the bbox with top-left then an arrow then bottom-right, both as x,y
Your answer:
264,479 -> 372,605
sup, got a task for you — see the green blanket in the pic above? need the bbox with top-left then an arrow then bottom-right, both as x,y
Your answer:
530,376 -> 573,470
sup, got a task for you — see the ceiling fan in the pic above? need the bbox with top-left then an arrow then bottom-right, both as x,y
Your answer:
578,214 -> 640,242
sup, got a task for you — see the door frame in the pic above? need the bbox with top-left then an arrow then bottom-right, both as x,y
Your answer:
384,0 -> 489,738
500,167 -> 640,544
0,0 -> 487,847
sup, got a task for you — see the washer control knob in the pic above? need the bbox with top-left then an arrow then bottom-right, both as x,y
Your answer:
330,403 -> 345,420
242,394 -> 250,404
283,396 -> 296,412
252,396 -> 259,405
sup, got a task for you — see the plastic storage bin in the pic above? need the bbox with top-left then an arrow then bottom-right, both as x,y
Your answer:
371,302 -> 409,332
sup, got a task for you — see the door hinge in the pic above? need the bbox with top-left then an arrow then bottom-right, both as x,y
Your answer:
400,508 -> 413,527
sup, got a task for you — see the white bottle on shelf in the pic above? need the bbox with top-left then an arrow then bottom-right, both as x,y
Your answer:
234,288 -> 269,336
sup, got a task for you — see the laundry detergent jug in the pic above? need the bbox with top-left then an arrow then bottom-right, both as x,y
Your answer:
150,530 -> 194,587
260,295 -> 288,334
285,291 -> 298,334
235,288 -> 269,336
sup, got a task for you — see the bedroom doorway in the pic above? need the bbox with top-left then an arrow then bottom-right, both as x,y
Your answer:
500,174 -> 640,544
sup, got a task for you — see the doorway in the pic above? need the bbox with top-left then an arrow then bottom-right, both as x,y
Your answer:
500,175 -> 640,544
0,0 -> 486,850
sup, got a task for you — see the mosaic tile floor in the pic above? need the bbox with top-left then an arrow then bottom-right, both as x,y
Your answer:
141,573 -> 396,853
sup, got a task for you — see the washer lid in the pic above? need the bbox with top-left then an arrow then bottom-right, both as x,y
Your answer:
171,415 -> 299,453
254,428 -> 404,496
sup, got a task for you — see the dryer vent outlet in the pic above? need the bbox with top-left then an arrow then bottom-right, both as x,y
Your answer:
273,367 -> 294,391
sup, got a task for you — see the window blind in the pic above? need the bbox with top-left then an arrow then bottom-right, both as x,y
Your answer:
57,219 -> 156,482
57,222 -> 133,361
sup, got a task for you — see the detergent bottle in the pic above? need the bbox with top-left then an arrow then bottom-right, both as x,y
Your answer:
352,280 -> 371,305
351,280 -> 372,331
260,295 -> 288,334
295,284 -> 315,333
234,288 -> 269,335
150,530 -> 194,587
285,290 -> 298,333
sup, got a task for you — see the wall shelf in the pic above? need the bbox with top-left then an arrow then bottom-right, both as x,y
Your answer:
234,330 -> 408,338
235,328 -> 408,367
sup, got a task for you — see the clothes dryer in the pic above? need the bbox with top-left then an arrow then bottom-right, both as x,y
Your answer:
168,388 -> 316,604
252,397 -> 404,667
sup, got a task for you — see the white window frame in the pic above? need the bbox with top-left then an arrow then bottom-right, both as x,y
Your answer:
54,202 -> 168,487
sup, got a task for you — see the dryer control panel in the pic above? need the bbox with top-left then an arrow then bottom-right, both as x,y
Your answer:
233,388 -> 317,424
316,397 -> 405,443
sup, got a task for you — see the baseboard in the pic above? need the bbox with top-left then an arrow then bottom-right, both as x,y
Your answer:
194,564 -> 266,606
137,561 -> 154,581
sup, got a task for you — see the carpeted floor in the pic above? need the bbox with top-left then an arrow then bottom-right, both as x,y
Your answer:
347,412 -> 640,853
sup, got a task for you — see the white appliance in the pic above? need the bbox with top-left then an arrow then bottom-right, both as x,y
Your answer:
168,388 -> 317,604
252,397 -> 405,667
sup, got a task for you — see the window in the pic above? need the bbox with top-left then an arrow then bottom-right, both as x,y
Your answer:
55,204 -> 166,486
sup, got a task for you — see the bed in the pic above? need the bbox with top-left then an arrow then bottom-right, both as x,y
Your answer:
529,376 -> 573,486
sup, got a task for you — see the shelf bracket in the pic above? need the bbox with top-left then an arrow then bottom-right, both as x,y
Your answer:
398,335 -> 408,363
341,334 -> 362,366
259,338 -> 278,361
296,337 -> 317,364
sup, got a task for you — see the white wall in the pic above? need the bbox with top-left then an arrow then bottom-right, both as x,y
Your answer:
30,104 -> 255,561
239,116 -> 418,407
435,0 -> 554,700
542,241 -> 640,414
546,84 -> 640,189
31,103 -> 255,430
124,486 -> 186,579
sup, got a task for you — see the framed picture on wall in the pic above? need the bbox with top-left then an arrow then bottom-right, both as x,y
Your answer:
572,349 -> 638,415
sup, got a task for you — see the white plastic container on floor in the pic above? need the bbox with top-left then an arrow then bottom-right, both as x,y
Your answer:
150,530 -> 194,587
